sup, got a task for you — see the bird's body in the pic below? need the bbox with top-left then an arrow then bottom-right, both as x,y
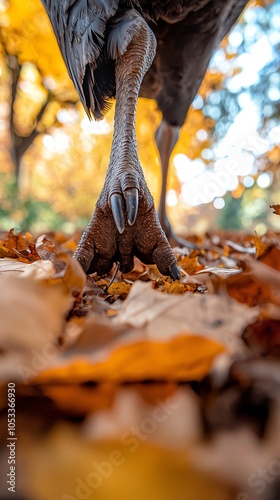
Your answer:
42,0 -> 249,277
141,0 -> 248,126
42,0 -> 248,123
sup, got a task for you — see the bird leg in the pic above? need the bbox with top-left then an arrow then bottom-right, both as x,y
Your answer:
75,11 -> 181,280
155,119 -> 199,250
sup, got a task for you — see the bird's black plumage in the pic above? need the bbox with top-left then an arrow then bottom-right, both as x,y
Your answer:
140,0 -> 249,126
42,0 -> 248,122
41,0 -> 119,118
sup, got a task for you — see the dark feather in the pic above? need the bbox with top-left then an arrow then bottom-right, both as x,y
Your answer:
107,10 -> 143,60
41,0 -> 118,118
42,0 -> 249,123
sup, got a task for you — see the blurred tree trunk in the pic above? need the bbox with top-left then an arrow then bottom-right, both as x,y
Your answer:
7,53 -> 49,187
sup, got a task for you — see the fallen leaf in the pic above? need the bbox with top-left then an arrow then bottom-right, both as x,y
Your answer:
34,333 -> 225,384
242,319 -> 280,356
12,241 -> 42,262
0,228 -> 30,258
0,258 -> 85,382
20,423 -> 233,500
254,233 -> 271,259
107,281 -> 132,296
177,255 -> 205,275
114,282 -> 258,353
58,257 -> 86,295
195,267 -> 242,279
43,382 -> 116,414
0,259 -> 31,274
226,249 -> 280,307
225,240 -> 255,254
165,281 -> 187,294
36,234 -> 57,260
258,245 -> 280,270
122,257 -> 146,281
270,204 -> 280,215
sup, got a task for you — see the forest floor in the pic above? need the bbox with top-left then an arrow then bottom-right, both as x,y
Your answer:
1,219 -> 280,500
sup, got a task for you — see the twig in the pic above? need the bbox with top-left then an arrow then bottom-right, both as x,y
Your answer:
104,262 -> 120,294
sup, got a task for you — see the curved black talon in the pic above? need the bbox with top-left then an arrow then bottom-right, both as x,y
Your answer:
169,262 -> 181,281
125,188 -> 139,226
111,193 -> 125,234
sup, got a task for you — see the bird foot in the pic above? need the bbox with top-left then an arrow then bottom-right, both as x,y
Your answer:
74,172 -> 181,280
72,12 -> 181,279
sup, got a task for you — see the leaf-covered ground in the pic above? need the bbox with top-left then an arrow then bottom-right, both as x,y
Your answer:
1,214 -> 280,500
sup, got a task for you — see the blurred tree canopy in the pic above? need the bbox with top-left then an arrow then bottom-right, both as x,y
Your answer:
0,0 -> 279,234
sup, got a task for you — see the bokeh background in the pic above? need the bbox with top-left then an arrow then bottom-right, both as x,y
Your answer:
1,4 -> 280,499
0,0 -> 279,237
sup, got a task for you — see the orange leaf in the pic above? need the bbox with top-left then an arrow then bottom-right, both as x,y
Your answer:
0,229 -> 30,259
177,255 -> 204,275
254,233 -> 271,259
33,335 -> 225,384
270,204 -> 280,216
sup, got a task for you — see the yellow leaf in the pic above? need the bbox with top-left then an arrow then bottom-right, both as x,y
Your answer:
61,257 -> 86,296
22,424 -> 233,500
165,281 -> 186,294
177,255 -> 204,275
108,281 -> 131,296
254,233 -> 271,259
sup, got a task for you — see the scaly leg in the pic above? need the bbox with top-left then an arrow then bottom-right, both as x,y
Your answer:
155,119 -> 199,249
75,11 -> 181,280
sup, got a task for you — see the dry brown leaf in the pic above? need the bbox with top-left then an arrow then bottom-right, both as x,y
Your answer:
0,258 -> 86,382
114,282 -> 258,353
254,233 -> 271,259
59,257 -> 86,295
225,240 -> 255,254
178,255 -> 205,275
12,242 -> 41,263
122,257 -> 146,281
195,267 -> 242,279
227,274 -> 265,307
242,319 -> 280,356
36,234 -> 57,260
43,382 -> 116,414
245,256 -> 280,293
36,234 -> 56,250
0,229 -> 29,257
258,245 -> 280,270
0,258 -> 31,274
270,204 -> 280,215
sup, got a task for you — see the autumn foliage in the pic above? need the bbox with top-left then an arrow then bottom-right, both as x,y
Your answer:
0,0 -> 280,499
1,204 -> 280,498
